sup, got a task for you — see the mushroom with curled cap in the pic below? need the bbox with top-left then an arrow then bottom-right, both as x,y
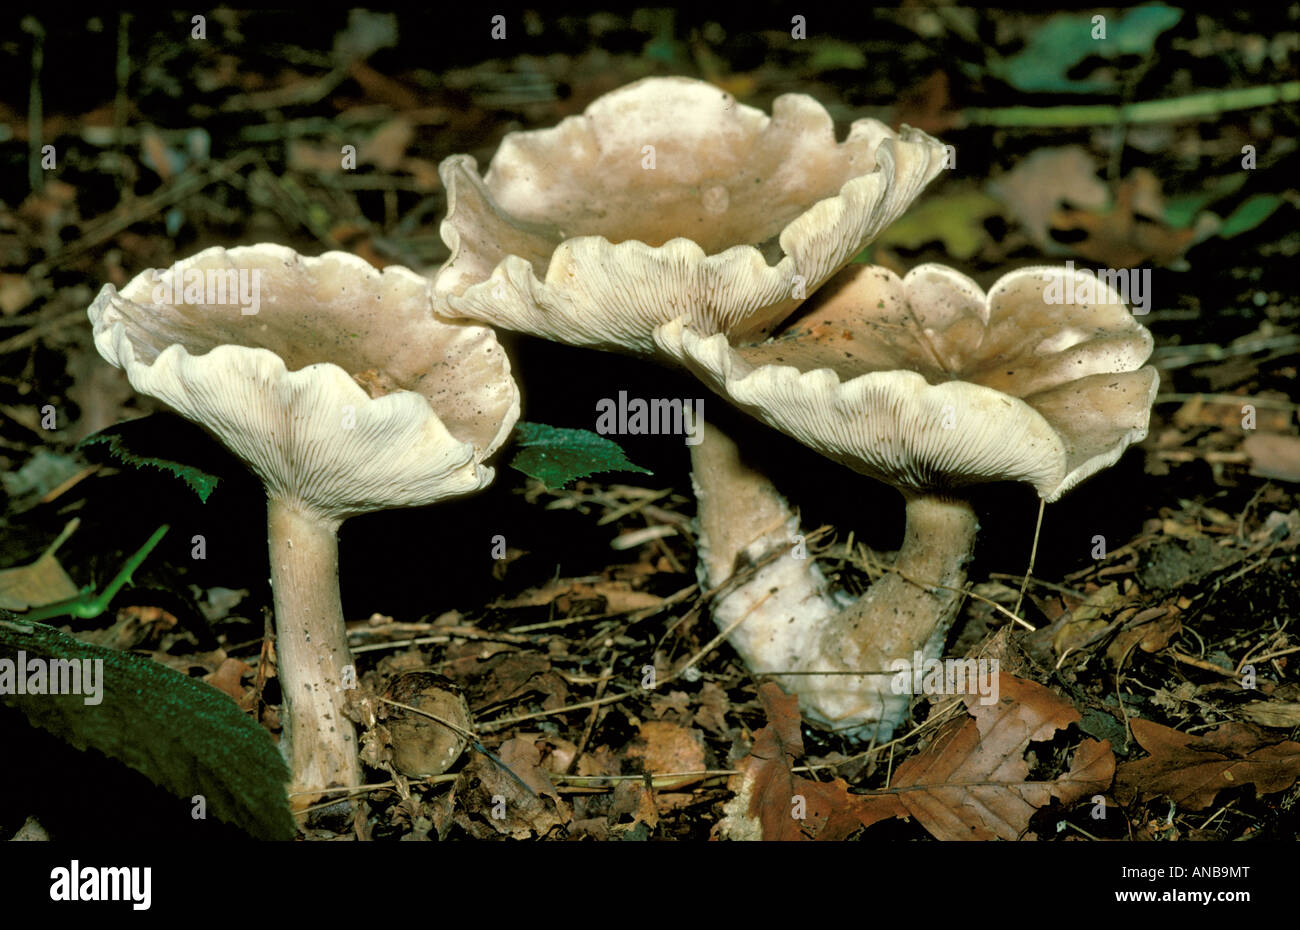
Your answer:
87,244 -> 519,811
432,75 -> 949,686
436,76 -> 947,352
654,263 -> 1158,737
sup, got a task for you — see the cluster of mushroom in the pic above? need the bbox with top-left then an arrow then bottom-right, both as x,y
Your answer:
430,76 -> 1157,737
85,76 -> 1158,818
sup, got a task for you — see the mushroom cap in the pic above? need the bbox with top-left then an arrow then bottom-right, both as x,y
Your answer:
434,76 -> 947,355
88,244 -> 520,520
654,263 -> 1158,502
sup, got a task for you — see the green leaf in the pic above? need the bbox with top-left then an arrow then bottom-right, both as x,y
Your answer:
79,418 -> 220,502
1216,194 -> 1283,239
805,39 -> 866,72
990,5 -> 1183,94
869,189 -> 1003,260
0,617 -> 295,840
509,422 -> 652,489
1162,174 -> 1248,229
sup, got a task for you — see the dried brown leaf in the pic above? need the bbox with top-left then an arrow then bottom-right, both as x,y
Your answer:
863,674 -> 1114,840
1115,719 -> 1300,811
1051,171 -> 1198,267
988,146 -> 1109,255
626,720 -> 707,788
721,676 -> 1113,841
717,683 -> 884,841
1106,606 -> 1183,666
0,548 -> 78,611
1244,433 -> 1300,483
453,736 -> 568,839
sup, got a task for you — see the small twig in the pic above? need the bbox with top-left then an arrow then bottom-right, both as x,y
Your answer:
959,81 -> 1300,128
1156,393 -> 1300,411
1239,645 -> 1300,668
566,655 -> 617,776
1167,650 -> 1242,679
23,18 -> 44,195
1013,499 -> 1046,619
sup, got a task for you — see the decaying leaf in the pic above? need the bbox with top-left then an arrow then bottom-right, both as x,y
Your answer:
205,657 -> 253,705
867,676 -> 1114,840
608,780 -> 659,837
1236,702 -> 1300,730
872,187 -> 1003,260
457,651 -> 569,712
718,677 -> 1112,841
626,720 -> 707,789
1051,169 -> 1201,267
716,683 -> 879,841
1115,719 -> 1300,811
1106,606 -> 1183,666
1244,433 -> 1300,484
492,577 -> 664,615
0,523 -> 80,611
453,736 -> 569,839
988,146 -> 1109,255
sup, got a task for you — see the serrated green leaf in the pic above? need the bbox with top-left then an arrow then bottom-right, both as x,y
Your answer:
509,422 -> 652,489
79,418 -> 220,502
0,617 -> 294,840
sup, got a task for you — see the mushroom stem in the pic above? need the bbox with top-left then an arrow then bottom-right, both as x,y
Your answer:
795,492 -> 979,738
267,500 -> 361,812
688,418 -> 845,679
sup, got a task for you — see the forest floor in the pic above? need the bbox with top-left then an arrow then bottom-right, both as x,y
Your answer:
0,8 -> 1297,841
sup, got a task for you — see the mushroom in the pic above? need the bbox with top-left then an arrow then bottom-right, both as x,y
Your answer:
432,76 -> 947,686
87,244 -> 519,809
654,263 -> 1158,736
436,76 -> 945,352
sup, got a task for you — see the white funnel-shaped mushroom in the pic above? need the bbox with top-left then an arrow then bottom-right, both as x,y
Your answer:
656,263 -> 1158,736
435,76 -> 947,352
88,244 -> 519,810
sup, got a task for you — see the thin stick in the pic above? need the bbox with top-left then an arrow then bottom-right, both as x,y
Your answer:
23,18 -> 44,195
1167,650 -> 1242,679
1156,393 -> 1300,411
959,81 -> 1300,128
1013,499 -> 1045,619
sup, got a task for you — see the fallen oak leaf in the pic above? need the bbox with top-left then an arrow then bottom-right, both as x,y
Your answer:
1115,719 -> 1300,811
873,718 -> 1113,841
988,146 -> 1109,256
862,675 -> 1113,840
719,676 -> 1114,841
1050,169 -> 1200,267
